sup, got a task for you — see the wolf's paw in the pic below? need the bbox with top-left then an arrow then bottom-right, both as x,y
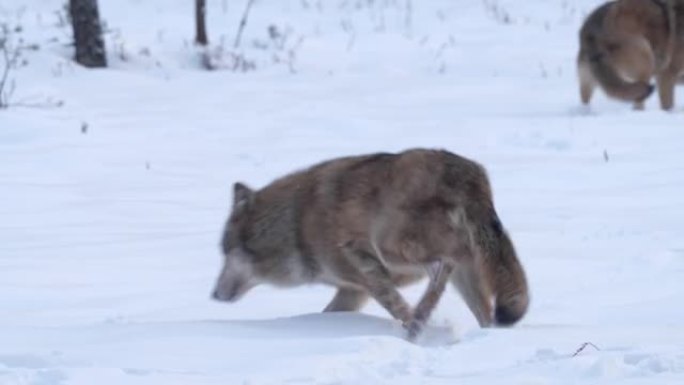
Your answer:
404,318 -> 426,342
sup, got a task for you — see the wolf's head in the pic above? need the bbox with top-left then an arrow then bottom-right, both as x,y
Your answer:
212,182 -> 260,303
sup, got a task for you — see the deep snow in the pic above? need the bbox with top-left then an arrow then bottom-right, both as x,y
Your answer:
1,0 -> 683,384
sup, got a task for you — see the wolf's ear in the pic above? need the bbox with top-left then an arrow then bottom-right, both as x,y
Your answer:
233,182 -> 254,208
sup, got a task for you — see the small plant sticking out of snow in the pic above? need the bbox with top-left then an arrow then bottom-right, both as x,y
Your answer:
197,0 -> 306,73
482,0 -> 513,25
200,27 -> 304,73
201,42 -> 256,72
0,22 -> 63,109
0,24 -> 23,109
262,24 -> 305,74
199,0 -> 258,72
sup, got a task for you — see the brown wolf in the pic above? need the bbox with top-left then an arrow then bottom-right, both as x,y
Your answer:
212,149 -> 529,340
577,0 -> 684,110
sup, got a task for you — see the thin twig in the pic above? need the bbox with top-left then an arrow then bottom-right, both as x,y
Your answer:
10,97 -> 64,109
572,342 -> 601,357
8,101 -> 64,109
1,32 -> 62,109
233,0 -> 256,49
0,37 -> 21,108
0,50 -> 10,107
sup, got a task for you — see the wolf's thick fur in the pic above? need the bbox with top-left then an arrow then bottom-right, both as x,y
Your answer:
578,0 -> 684,110
212,149 -> 529,339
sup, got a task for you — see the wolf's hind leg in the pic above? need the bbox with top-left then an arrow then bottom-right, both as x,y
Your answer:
657,68 -> 678,110
323,288 -> 369,312
578,59 -> 596,105
450,260 -> 494,327
406,260 -> 455,340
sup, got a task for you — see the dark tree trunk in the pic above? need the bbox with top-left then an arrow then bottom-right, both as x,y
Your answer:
195,0 -> 208,46
69,0 -> 107,68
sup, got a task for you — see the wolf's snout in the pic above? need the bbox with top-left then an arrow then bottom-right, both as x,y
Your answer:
212,278 -> 249,303
211,286 -> 234,302
211,288 -> 221,301
211,281 -> 233,302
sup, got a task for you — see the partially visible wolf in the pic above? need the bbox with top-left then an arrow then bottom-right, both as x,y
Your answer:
212,149 -> 529,340
577,0 -> 684,110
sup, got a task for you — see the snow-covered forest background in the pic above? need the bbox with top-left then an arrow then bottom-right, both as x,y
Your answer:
1,1 -> 683,384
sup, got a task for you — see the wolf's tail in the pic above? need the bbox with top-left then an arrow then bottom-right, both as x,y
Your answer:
472,208 -> 529,326
580,33 -> 654,102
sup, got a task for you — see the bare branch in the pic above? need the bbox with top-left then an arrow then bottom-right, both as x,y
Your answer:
0,28 -> 23,109
234,0 -> 256,49
0,26 -> 63,110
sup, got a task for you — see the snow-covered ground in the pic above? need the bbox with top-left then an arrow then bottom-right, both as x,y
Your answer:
1,0 -> 683,384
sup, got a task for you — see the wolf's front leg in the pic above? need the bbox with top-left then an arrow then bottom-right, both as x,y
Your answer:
323,288 -> 369,312
406,260 -> 455,340
340,247 -> 413,325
